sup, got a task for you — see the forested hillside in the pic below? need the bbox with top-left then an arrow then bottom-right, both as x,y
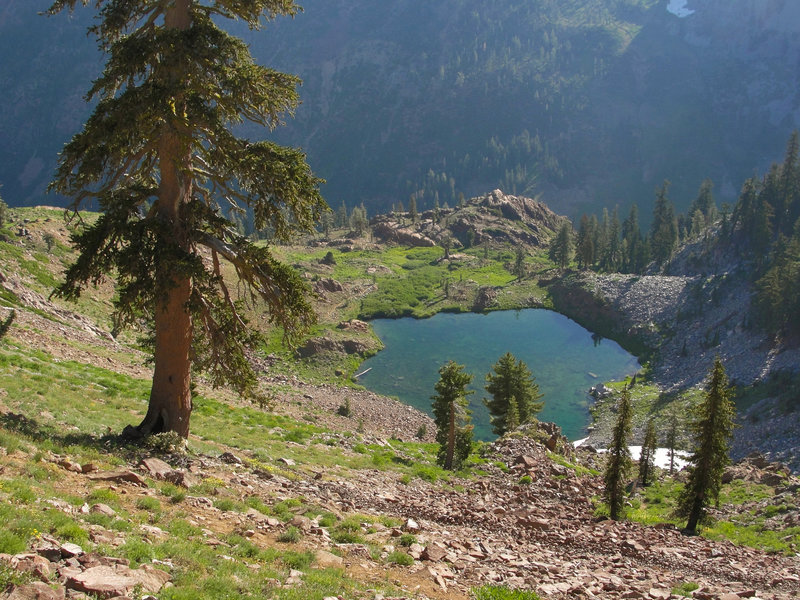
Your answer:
2,0 -> 799,220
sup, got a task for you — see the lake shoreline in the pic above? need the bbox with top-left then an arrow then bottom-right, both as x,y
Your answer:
358,308 -> 640,442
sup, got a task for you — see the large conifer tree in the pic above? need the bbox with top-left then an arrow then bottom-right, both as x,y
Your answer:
676,358 -> 736,534
48,0 -> 326,438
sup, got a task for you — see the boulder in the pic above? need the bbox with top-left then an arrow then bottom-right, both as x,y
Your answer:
315,550 -> 344,568
2,582 -> 65,600
421,544 -> 447,562
90,503 -> 117,518
89,470 -> 147,486
313,278 -> 344,294
66,564 -> 170,599
140,457 -> 173,480
8,554 -> 52,581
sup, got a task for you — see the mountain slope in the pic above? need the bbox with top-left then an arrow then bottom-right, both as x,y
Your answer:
2,0 -> 799,223
2,209 -> 800,599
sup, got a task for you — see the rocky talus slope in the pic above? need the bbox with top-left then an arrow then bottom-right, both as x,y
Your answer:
548,234 -> 800,469
1,424 -> 799,600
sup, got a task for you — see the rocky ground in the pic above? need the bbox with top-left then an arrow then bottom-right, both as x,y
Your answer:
2,420 -> 799,600
556,270 -> 799,393
550,262 -> 800,470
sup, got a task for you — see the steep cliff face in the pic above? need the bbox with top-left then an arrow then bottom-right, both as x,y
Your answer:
1,0 -> 799,220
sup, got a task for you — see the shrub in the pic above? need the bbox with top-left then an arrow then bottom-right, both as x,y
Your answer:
412,464 -> 440,482
0,310 -> 15,339
136,496 -> 162,512
0,530 -> 26,554
55,521 -> 88,544
159,482 -> 186,504
87,488 -> 119,505
398,533 -> 416,547
672,582 -> 700,597
472,585 -> 540,600
119,538 -> 154,566
336,398 -> 352,417
212,498 -> 236,512
280,550 -> 315,570
143,431 -> 186,454
278,526 -> 302,543
0,563 -> 31,591
387,550 -> 413,566
317,512 -> 337,528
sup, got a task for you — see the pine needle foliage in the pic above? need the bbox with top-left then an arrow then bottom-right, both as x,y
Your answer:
484,352 -> 544,436
675,358 -> 736,534
603,385 -> 632,521
47,0 -> 326,437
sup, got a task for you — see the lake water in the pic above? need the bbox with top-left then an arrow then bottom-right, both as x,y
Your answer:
358,310 -> 639,441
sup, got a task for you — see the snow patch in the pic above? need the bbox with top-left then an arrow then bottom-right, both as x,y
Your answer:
667,0 -> 695,18
575,438 -> 691,470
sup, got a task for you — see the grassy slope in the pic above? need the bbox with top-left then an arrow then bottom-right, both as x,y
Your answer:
1,207 -> 798,600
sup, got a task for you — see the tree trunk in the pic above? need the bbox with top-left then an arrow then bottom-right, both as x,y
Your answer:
684,495 -> 703,534
445,400 -> 456,471
134,0 -> 194,438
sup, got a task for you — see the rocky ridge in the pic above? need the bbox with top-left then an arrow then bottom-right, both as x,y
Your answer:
371,190 -> 567,252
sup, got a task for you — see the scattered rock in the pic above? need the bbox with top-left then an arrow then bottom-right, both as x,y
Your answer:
315,550 -> 344,568
88,470 -> 147,486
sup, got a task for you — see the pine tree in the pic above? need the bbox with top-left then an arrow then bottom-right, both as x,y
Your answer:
576,214 -> 595,270
602,206 -> 621,271
650,181 -> 678,266
675,358 -> 736,534
622,203 -> 647,273
665,412 -> 680,475
638,419 -> 657,486
505,396 -> 520,432
320,211 -> 333,239
409,195 -> 418,224
514,246 -> 526,280
440,233 -> 453,259
484,352 -> 544,436
349,204 -> 369,236
779,131 -> 800,234
549,221 -> 572,269
48,0 -> 326,438
690,178 -> 716,227
431,361 -> 474,470
603,386 -> 632,521
336,201 -> 349,228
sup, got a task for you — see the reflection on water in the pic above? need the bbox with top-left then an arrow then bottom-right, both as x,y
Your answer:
358,310 -> 639,441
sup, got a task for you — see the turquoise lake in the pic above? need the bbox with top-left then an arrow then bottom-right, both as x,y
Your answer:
357,310 -> 640,441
